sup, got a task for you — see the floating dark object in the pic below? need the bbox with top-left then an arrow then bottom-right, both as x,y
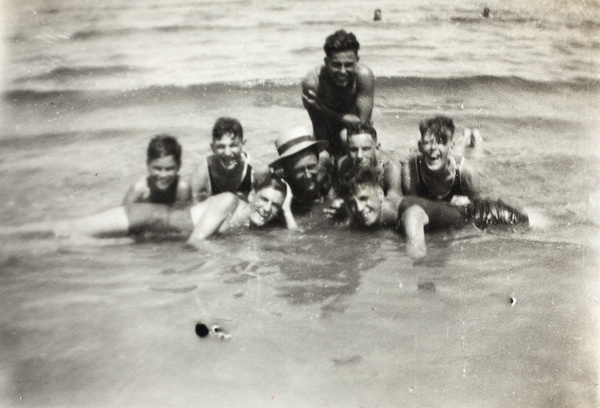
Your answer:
482,6 -> 490,18
195,323 -> 210,338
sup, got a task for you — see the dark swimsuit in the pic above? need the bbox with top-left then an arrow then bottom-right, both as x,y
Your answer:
413,156 -> 465,201
147,176 -> 179,205
207,156 -> 253,198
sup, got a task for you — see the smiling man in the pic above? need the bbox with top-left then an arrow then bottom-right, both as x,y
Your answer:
340,165 -> 528,257
402,116 -> 480,204
301,29 -> 375,159
269,126 -> 333,214
332,124 -> 402,216
190,117 -> 267,203
5,175 -> 297,249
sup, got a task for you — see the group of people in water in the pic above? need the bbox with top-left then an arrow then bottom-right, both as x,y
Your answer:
12,29 -> 528,257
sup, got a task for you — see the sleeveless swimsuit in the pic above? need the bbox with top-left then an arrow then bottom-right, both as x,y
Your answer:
147,175 -> 179,205
414,156 -> 465,201
207,155 -> 253,198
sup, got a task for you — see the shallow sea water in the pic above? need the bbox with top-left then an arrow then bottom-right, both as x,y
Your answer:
1,0 -> 599,406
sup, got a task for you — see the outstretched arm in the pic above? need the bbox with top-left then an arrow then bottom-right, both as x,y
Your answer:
186,193 -> 239,248
189,156 -> 211,203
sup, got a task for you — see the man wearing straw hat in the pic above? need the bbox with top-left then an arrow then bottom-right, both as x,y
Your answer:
269,126 -> 334,213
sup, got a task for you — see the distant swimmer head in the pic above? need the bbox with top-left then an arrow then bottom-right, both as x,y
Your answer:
338,165 -> 384,228
211,117 -> 245,171
418,116 -> 455,172
373,9 -> 382,21
482,6 -> 490,18
324,30 -> 360,87
146,134 -> 182,191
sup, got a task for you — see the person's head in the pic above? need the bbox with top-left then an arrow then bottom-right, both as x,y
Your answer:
146,134 -> 182,191
269,126 -> 328,197
346,123 -> 379,169
323,30 -> 360,87
418,116 -> 455,172
248,175 -> 287,227
210,117 -> 245,171
338,165 -> 384,228
373,9 -> 382,21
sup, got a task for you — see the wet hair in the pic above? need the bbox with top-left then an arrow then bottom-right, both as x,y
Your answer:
147,134 -> 182,167
419,116 -> 455,145
254,173 -> 287,198
324,29 -> 360,57
347,122 -> 378,142
336,163 -> 382,199
212,117 -> 243,141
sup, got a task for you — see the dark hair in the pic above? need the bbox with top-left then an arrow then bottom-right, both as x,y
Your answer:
147,134 -> 182,167
212,117 -> 243,141
419,116 -> 455,144
254,173 -> 287,197
337,164 -> 381,199
324,29 -> 360,57
347,122 -> 377,142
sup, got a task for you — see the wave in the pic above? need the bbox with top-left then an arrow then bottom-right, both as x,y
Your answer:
5,74 -> 598,106
14,66 -> 141,83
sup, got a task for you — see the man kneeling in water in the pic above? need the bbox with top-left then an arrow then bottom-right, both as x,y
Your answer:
339,166 -> 528,257
9,175 -> 297,249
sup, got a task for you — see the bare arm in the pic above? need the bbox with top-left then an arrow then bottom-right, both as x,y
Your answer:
186,193 -> 239,248
354,64 -> 375,124
301,69 -> 373,127
383,158 -> 403,210
175,179 -> 192,205
281,182 -> 298,230
189,156 -> 211,203
122,178 -> 148,205
458,159 -> 482,201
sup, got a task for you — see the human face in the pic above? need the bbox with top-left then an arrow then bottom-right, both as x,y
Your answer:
147,155 -> 179,191
419,131 -> 452,173
325,50 -> 358,87
348,133 -> 378,169
211,133 -> 244,171
346,183 -> 383,227
249,186 -> 285,227
284,149 -> 320,195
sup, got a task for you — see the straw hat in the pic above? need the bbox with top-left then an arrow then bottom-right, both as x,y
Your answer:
269,126 -> 328,167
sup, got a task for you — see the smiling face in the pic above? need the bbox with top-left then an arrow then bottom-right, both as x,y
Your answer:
346,183 -> 383,227
147,155 -> 179,191
419,130 -> 452,173
211,133 -> 244,171
325,50 -> 358,87
249,186 -> 285,227
283,149 -> 320,196
348,133 -> 378,169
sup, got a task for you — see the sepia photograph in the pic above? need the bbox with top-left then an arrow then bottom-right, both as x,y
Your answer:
0,0 -> 598,406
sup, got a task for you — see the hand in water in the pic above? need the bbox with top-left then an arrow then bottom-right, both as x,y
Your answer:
324,198 -> 347,221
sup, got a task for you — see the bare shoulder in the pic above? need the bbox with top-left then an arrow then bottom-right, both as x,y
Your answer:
356,63 -> 374,83
301,66 -> 320,90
